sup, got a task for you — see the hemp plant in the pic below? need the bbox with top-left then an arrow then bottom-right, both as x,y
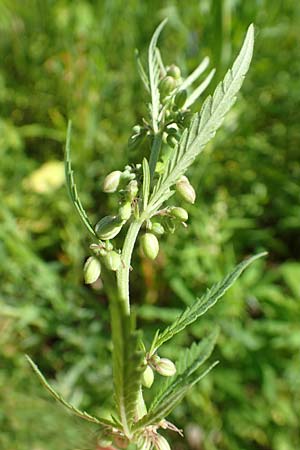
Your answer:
27,20 -> 265,450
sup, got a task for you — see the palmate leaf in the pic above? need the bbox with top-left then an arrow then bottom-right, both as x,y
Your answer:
149,24 -> 254,211
65,121 -> 96,239
150,328 -> 219,413
148,19 -> 167,133
152,252 -> 266,352
110,299 -> 144,436
25,355 -> 114,428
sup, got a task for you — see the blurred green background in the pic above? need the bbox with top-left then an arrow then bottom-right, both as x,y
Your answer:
0,0 -> 299,449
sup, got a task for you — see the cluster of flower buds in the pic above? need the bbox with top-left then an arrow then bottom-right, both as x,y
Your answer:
141,354 -> 176,389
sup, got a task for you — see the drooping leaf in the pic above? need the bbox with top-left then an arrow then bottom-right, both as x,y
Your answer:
25,355 -> 114,428
149,24 -> 254,211
64,121 -> 96,238
152,252 -> 266,351
148,19 -> 167,132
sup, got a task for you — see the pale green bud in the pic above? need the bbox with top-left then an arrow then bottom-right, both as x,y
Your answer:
95,215 -> 123,240
83,256 -> 101,284
167,64 -> 181,79
103,170 -> 122,193
151,222 -> 165,236
141,365 -> 154,388
103,251 -> 121,271
155,358 -> 176,377
126,180 -> 139,201
176,176 -> 196,204
141,233 -> 159,260
97,437 -> 113,448
170,206 -> 188,222
174,89 -> 187,108
119,202 -> 132,221
155,434 -> 171,450
160,76 -> 177,95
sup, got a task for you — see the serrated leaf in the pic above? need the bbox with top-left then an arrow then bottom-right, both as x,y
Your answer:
149,24 -> 254,211
135,49 -> 150,92
135,361 -> 218,429
65,121 -> 96,238
148,19 -> 167,132
180,56 -> 210,91
25,355 -> 113,428
142,158 -> 150,210
153,252 -> 266,351
184,68 -> 216,109
110,299 -> 144,436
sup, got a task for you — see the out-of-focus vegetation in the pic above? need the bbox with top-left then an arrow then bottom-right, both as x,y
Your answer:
0,1 -> 299,449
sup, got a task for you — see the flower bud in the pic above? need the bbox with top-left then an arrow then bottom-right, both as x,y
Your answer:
119,202 -> 132,221
155,358 -> 176,377
126,180 -> 139,201
141,365 -> 154,388
155,434 -> 171,450
169,206 -> 188,222
160,76 -> 177,96
167,64 -> 181,79
151,222 -> 165,236
176,176 -> 196,204
97,437 -> 113,448
174,89 -> 187,108
141,233 -> 159,260
83,256 -> 101,284
167,134 -> 179,148
103,251 -> 121,271
95,215 -> 123,240
132,125 -> 142,135
103,170 -> 122,193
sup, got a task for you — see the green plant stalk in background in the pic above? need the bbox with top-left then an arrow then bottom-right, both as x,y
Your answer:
26,20 -> 267,449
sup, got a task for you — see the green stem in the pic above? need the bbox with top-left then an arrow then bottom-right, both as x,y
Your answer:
148,133 -> 162,184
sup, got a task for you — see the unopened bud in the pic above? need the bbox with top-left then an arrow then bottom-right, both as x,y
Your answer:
160,76 -> 177,96
119,202 -> 132,221
95,215 -> 123,240
155,434 -> 171,450
97,437 -> 113,448
151,222 -> 165,236
141,365 -> 154,388
141,233 -> 159,260
83,257 -> 101,284
167,64 -> 181,79
127,180 -> 139,201
176,176 -> 196,204
170,206 -> 188,222
155,358 -> 176,377
103,170 -> 122,193
103,251 -> 121,271
174,89 -> 187,108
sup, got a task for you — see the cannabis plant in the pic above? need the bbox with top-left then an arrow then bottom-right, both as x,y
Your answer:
27,20 -> 265,450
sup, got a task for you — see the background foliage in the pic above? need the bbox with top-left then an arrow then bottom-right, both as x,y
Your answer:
0,1 -> 299,449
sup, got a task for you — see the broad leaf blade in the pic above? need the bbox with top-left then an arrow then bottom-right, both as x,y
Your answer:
153,252 -> 266,351
26,355 -> 113,428
65,121 -> 96,238
149,24 -> 254,211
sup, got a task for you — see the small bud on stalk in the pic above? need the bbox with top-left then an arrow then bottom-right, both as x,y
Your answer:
170,206 -> 189,222
155,434 -> 171,450
95,216 -> 124,240
141,233 -> 159,260
103,170 -> 122,193
154,358 -> 176,377
151,222 -> 165,236
119,202 -> 132,221
126,180 -> 139,201
174,89 -> 187,109
166,64 -> 181,79
103,251 -> 121,271
176,176 -> 196,204
141,365 -> 154,388
160,76 -> 177,96
83,256 -> 101,284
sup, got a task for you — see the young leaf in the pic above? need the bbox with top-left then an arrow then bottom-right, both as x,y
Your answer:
179,56 -> 210,91
65,121 -> 97,238
25,355 -> 114,428
152,252 -> 266,352
135,49 -> 150,92
184,68 -> 216,109
149,24 -> 254,211
148,19 -> 167,132
142,158 -> 150,210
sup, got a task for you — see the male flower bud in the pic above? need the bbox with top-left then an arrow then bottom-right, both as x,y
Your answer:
83,257 -> 101,284
155,434 -> 171,450
160,76 -> 177,96
103,170 -> 122,193
174,89 -> 187,109
155,358 -> 176,377
103,251 -> 121,271
176,176 -> 196,204
126,180 -> 139,201
141,365 -> 154,388
95,215 -> 123,240
167,64 -> 181,79
141,233 -> 159,260
97,435 -> 113,448
170,206 -> 188,222
151,222 -> 165,236
119,202 -> 132,221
